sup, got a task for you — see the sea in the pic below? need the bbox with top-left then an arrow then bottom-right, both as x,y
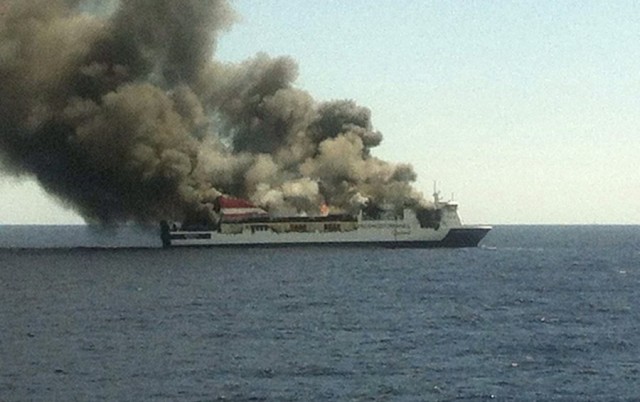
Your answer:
1,225 -> 639,401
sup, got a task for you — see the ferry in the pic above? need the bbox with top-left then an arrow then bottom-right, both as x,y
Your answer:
160,190 -> 491,248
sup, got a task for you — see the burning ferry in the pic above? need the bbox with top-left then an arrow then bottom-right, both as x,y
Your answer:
160,191 -> 491,248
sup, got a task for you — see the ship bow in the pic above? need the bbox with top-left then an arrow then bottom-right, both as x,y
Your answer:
440,226 -> 491,247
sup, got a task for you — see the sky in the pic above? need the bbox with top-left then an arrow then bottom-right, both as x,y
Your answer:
1,0 -> 639,224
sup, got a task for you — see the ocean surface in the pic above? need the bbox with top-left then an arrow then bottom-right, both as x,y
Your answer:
1,225 -> 639,401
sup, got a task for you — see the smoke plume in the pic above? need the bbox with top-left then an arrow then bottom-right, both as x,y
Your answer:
0,0 -> 426,224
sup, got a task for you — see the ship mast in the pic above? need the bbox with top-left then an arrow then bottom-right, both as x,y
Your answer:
433,181 -> 441,206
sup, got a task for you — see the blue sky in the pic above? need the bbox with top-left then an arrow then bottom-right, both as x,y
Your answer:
1,1 -> 639,224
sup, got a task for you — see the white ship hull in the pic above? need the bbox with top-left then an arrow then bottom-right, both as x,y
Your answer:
163,226 -> 491,248
160,199 -> 491,248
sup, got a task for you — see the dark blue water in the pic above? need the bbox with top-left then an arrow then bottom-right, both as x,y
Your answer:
1,226 -> 639,401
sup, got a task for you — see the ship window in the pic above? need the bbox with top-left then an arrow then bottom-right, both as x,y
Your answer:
170,233 -> 211,240
290,224 -> 307,232
324,223 -> 341,232
251,225 -> 269,232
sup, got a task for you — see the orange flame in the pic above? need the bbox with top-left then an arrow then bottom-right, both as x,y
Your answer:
320,203 -> 329,216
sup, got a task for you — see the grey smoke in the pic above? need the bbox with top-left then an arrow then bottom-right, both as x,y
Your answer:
0,0 -> 426,224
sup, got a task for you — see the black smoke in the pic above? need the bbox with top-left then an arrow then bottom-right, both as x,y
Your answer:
0,0 -> 426,223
